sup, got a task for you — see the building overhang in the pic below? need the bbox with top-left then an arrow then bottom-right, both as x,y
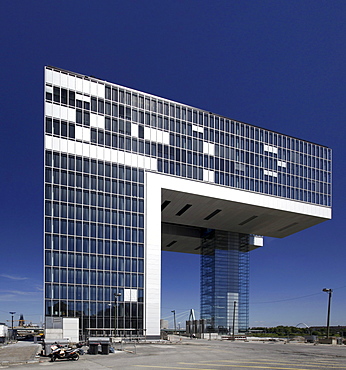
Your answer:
145,172 -> 332,253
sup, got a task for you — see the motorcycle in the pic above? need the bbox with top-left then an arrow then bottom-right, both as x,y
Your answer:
49,344 -> 80,362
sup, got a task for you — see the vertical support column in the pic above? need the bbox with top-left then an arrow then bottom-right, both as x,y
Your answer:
145,173 -> 162,338
200,231 -> 249,334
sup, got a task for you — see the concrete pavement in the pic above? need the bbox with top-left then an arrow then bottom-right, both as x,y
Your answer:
1,337 -> 346,369
0,341 -> 41,367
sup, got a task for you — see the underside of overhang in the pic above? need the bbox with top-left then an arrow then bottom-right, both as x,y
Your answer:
160,188 -> 329,250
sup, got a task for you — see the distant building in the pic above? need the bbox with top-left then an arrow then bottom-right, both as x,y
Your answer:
44,67 -> 332,339
160,320 -> 168,330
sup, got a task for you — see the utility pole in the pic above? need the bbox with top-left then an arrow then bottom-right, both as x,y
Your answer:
171,310 -> 176,334
232,301 -> 237,340
322,288 -> 333,339
114,293 -> 121,338
9,312 -> 16,340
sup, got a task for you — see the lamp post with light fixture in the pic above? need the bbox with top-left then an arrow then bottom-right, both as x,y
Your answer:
322,288 -> 333,339
114,293 -> 121,338
9,312 -> 16,340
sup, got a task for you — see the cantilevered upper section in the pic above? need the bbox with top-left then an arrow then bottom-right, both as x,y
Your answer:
44,66 -> 332,241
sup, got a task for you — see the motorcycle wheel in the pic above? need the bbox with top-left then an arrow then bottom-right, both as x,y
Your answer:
50,356 -> 56,362
72,353 -> 79,361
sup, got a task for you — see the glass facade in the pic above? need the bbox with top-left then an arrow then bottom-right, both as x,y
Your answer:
44,66 -> 332,337
201,231 -> 249,333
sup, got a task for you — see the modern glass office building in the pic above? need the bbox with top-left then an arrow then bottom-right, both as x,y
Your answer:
44,66 -> 331,339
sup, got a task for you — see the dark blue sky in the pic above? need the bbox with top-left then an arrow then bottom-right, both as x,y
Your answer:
1,0 -> 345,328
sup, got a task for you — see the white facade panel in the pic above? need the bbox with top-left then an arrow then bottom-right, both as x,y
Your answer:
90,81 -> 98,96
52,70 -> 60,85
67,75 -> 75,89
97,83 -> 105,99
83,79 -> 90,94
60,73 -> 68,89
45,102 -> 52,116
45,68 -> 53,84
131,123 -> 139,137
75,126 -> 83,141
90,113 -> 98,127
75,141 -> 83,156
76,77 -> 83,92
97,115 -> 105,129
144,127 -> 150,140
67,107 -> 75,121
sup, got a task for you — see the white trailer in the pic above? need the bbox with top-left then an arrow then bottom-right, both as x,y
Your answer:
0,324 -> 9,343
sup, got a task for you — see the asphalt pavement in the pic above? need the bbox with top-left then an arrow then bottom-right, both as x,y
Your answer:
1,337 -> 346,370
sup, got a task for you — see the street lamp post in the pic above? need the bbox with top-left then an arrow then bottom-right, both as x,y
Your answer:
108,304 -> 112,336
114,293 -> 121,338
171,310 -> 176,335
232,301 -> 237,340
322,288 -> 333,339
9,312 -> 16,340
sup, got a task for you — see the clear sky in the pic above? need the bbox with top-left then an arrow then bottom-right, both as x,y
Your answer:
1,0 -> 345,329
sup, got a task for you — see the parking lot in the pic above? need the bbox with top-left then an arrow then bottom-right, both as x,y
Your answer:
2,338 -> 346,370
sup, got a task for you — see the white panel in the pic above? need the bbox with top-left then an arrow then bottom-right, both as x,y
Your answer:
75,126 -> 83,141
137,155 -> 144,168
144,157 -> 151,170
67,139 -> 75,153
124,289 -> 131,302
203,142 -> 209,154
45,68 -> 53,84
111,150 -> 118,162
97,83 -> 105,99
90,144 -> 97,158
45,102 -> 52,116
156,130 -> 163,143
209,143 -> 215,156
67,75 -> 75,89
118,151 -> 125,165
131,153 -> 138,167
162,132 -> 170,145
60,106 -> 68,121
124,152 -> 132,166
97,147 -> 104,161
60,73 -> 68,88
46,85 -> 53,93
131,123 -> 139,137
75,141 -> 83,156
45,135 -> 52,150
52,70 -> 60,85
90,81 -> 98,96
75,94 -> 91,103
60,139 -> 67,153
130,289 -> 138,302
83,79 -> 90,94
52,104 -> 60,119
52,137 -> 60,151
209,171 -> 215,182
104,147 -> 111,162
97,116 -> 105,129
68,107 -> 75,121
90,113 -> 98,127
150,158 -> 157,171
76,77 -> 83,92
144,127 -> 150,140
150,129 -> 157,142
82,143 -> 90,157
